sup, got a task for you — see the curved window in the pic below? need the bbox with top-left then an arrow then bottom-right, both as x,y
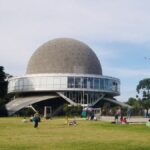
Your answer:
94,78 -> 99,89
75,77 -> 82,88
68,77 -> 74,88
112,81 -> 118,91
8,75 -> 120,95
100,79 -> 104,90
83,77 -> 87,88
87,78 -> 93,89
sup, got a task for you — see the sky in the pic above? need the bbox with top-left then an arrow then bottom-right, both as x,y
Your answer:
1,0 -> 150,102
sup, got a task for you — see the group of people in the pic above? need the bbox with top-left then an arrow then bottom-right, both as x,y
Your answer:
114,108 -> 128,124
81,107 -> 98,121
22,108 -> 150,128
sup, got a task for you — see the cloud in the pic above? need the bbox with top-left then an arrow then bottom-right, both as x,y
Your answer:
1,0 -> 150,44
94,48 -> 120,65
104,67 -> 150,78
117,88 -> 136,102
0,0 -> 150,106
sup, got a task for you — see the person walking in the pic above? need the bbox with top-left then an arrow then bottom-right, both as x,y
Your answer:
114,108 -> 121,124
114,113 -> 119,124
33,113 -> 40,128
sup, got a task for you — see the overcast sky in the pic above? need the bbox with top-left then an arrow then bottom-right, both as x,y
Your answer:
1,0 -> 150,102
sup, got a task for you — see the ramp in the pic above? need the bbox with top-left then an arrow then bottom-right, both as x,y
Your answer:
6,95 -> 59,115
103,98 -> 132,108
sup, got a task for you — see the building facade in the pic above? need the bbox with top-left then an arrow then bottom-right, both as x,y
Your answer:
6,38 -> 127,115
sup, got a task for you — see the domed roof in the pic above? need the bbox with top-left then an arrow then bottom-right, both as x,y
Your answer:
26,38 -> 102,75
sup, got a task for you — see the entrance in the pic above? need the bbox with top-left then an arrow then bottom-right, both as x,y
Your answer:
44,106 -> 52,119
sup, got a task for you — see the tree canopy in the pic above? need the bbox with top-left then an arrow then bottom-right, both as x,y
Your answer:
0,66 -> 8,116
136,78 -> 150,110
136,78 -> 150,99
0,66 -> 7,99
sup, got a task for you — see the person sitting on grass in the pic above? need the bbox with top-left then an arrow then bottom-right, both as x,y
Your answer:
120,116 -> 128,124
69,119 -> 77,126
122,117 -> 128,124
120,115 -> 124,123
66,117 -> 77,126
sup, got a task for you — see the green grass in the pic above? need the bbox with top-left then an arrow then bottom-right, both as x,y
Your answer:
0,117 -> 150,150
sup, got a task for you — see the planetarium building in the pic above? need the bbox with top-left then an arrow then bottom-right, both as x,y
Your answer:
6,38 -> 127,115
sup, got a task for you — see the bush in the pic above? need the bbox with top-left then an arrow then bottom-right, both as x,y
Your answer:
63,104 -> 82,117
0,105 -> 8,117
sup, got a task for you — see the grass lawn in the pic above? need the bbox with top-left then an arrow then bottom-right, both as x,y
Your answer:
0,117 -> 150,150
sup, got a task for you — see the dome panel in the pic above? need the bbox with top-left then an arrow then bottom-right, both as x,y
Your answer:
26,38 -> 102,75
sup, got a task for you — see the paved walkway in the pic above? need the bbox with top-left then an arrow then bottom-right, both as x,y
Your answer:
100,116 -> 149,123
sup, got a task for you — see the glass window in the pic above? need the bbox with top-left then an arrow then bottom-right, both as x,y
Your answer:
94,78 -> 99,89
112,81 -> 118,91
108,80 -> 112,90
105,79 -> 110,90
75,77 -> 82,88
87,78 -> 93,89
47,77 -> 53,85
60,77 -> 67,88
68,77 -> 75,88
34,77 -> 40,86
53,77 -> 60,85
23,78 -> 29,86
18,79 -> 24,90
41,77 -> 47,86
53,77 -> 60,88
117,82 -> 120,92
100,79 -> 104,90
83,77 -> 87,88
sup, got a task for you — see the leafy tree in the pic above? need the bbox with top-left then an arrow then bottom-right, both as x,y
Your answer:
126,97 -> 144,116
136,78 -> 150,113
127,97 -> 138,106
63,104 -> 82,116
0,66 -> 8,99
136,78 -> 150,99
127,97 -> 143,114
0,66 -> 8,116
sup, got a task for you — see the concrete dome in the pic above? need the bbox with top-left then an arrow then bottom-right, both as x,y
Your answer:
26,38 -> 102,75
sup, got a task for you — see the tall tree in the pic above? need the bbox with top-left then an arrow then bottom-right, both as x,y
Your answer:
126,97 -> 143,115
0,66 -> 7,99
136,78 -> 150,99
0,66 -> 8,116
136,78 -> 150,113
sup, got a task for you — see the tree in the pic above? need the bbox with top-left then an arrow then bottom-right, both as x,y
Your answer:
126,97 -> 143,115
0,66 -> 8,116
127,97 -> 138,106
0,66 -> 7,99
136,78 -> 150,113
136,78 -> 150,99
63,104 -> 83,116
